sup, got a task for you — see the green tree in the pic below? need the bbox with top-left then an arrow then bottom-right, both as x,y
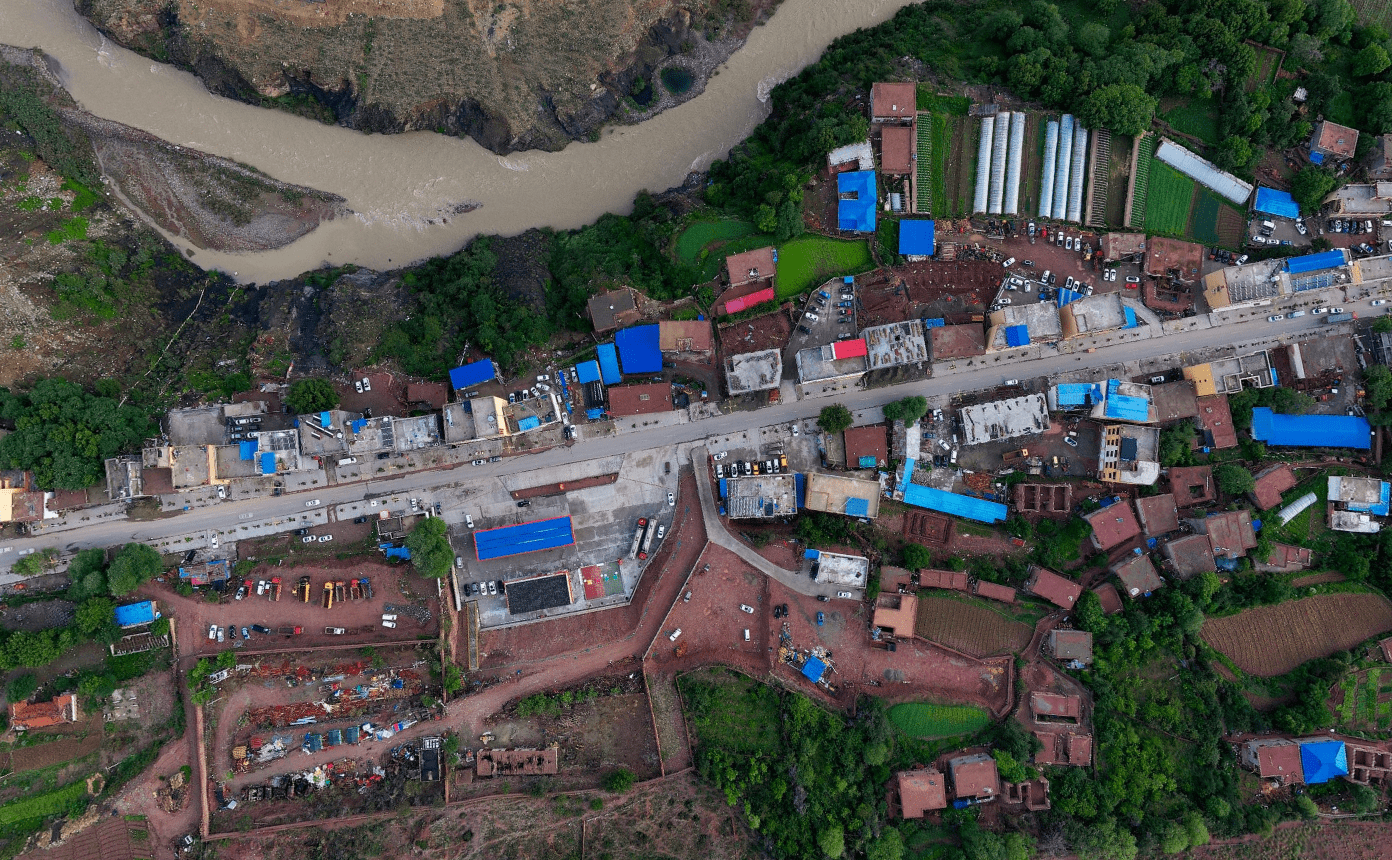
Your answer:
882,396 -> 928,426
11,550 -> 54,577
285,379 -> 339,414
1077,84 -> 1157,136
1214,463 -> 1256,496
4,631 -> 60,668
1291,167 -> 1338,212
992,749 -> 1030,783
817,823 -> 845,859
74,597 -> 116,639
816,403 -> 853,434
106,543 -> 162,596
602,768 -> 636,792
1075,22 -> 1111,56
65,548 -> 107,601
1184,812 -> 1210,847
1295,793 -> 1320,819
865,829 -> 903,860
1375,316 -> 1392,334
0,378 -> 155,490
1159,822 -> 1189,854
5,672 -> 37,703
404,517 -> 453,579
1068,817 -> 1137,860
1353,44 -> 1391,76
901,543 -> 933,570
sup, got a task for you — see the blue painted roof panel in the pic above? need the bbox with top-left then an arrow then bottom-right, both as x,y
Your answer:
448,359 -> 496,390
114,601 -> 156,627
260,452 -> 276,475
1251,407 -> 1371,449
902,484 -> 1008,523
836,171 -> 877,233
474,516 -> 576,561
575,361 -> 601,384
517,416 -> 540,431
1285,250 -> 1346,275
615,325 -> 662,374
801,655 -> 827,682
597,344 -> 622,385
1056,288 -> 1083,308
1005,324 -> 1030,347
845,497 -> 870,517
1055,383 -> 1098,407
898,219 -> 935,255
1254,186 -> 1300,219
1300,740 -> 1348,784
923,318 -> 945,328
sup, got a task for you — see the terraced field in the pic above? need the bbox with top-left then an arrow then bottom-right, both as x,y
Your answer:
914,595 -> 1033,657
1202,593 -> 1392,676
888,701 -> 990,738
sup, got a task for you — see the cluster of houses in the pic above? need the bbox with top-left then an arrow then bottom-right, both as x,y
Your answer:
1240,734 -> 1392,789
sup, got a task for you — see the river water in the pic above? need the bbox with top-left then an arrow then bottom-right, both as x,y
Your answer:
5,0 -> 918,282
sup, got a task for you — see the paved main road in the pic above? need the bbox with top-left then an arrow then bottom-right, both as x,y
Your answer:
0,301 -> 1362,574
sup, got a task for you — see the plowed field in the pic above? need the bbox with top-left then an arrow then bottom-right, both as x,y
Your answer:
914,595 -> 1032,657
1202,593 -> 1392,676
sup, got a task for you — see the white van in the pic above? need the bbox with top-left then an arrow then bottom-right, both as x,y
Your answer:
337,457 -> 357,466
1260,219 -> 1275,231
669,628 -> 682,642
743,629 -> 751,642
381,614 -> 398,622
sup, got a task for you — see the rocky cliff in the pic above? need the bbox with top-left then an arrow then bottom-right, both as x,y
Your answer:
76,0 -> 778,155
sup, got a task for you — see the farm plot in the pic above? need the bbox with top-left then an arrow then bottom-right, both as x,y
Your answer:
774,235 -> 874,299
1104,134 -> 1133,227
888,701 -> 990,738
1128,135 -> 1156,227
1355,0 -> 1392,30
1143,159 -> 1196,236
1334,667 -> 1392,733
915,595 -> 1033,657
1202,593 -> 1392,676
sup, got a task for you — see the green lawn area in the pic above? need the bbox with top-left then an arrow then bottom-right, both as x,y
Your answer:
1328,90 -> 1357,127
888,702 -> 991,738
1162,98 -> 1220,146
1144,159 -> 1195,236
0,780 -> 88,826
674,218 -> 773,282
915,89 -> 970,115
775,235 -> 874,298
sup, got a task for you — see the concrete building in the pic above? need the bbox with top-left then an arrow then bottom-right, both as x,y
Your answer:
810,550 -> 870,588
1184,351 -> 1276,397
724,349 -> 783,396
1328,475 -> 1390,533
873,592 -> 919,638
803,472 -> 882,519
958,394 -> 1050,446
1365,134 -> 1392,181
1101,232 -> 1146,262
1059,293 -> 1134,339
1324,183 -> 1392,217
795,342 -> 868,398
1013,483 -> 1072,515
1046,629 -> 1093,663
0,472 -> 43,522
862,320 -> 928,370
1098,424 -> 1161,486
986,303 -> 1062,350
1241,739 -> 1304,785
658,320 -> 714,361
724,474 -> 798,520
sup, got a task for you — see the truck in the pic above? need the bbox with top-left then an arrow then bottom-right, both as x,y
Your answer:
324,627 -> 345,635
334,581 -> 346,604
360,577 -> 373,599
1326,312 -> 1356,323
270,577 -> 282,601
277,626 -> 303,636
628,518 -> 648,559
299,576 -> 311,603
638,518 -> 656,560
349,580 -> 363,600
1002,448 -> 1029,464
322,582 -> 334,610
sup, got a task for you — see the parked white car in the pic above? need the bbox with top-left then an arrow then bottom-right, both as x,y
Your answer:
305,499 -> 322,507
739,604 -> 755,614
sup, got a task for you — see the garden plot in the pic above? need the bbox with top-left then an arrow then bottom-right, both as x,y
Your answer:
888,701 -> 990,738
1334,667 -> 1392,733
914,595 -> 1033,658
1202,593 -> 1392,676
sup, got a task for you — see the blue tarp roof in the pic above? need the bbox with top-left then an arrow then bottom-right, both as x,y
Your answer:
517,416 -> 540,431
1055,383 -> 1100,407
320,411 -> 331,427
238,440 -> 258,460
795,473 -> 806,509
902,484 -> 1008,523
448,359 -> 496,391
923,318 -> 945,328
805,549 -> 821,559
1310,151 -> 1325,164
1123,307 -> 1138,329
1056,287 -> 1083,308
260,452 -> 276,475
597,343 -> 622,385
474,516 -> 576,561
1300,740 -> 1349,784
586,407 -> 606,420
846,497 -> 870,517
615,325 -> 662,374
1251,407 -> 1371,449
801,655 -> 827,683
837,171 -> 877,233
351,419 -> 367,433
384,546 -> 411,561
113,601 -> 156,627
1347,481 -> 1392,516
899,219 -> 935,255
1104,379 -> 1151,422
1285,250 -> 1346,275
1005,325 -> 1031,347
1254,186 -> 1300,219
576,361 -> 601,384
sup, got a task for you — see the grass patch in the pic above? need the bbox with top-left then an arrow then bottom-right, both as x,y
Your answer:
674,218 -> 757,265
888,702 -> 990,738
774,235 -> 873,299
1328,90 -> 1356,127
1162,98 -> 1220,145
915,89 -> 970,115
1143,159 -> 1195,236
1191,187 -> 1224,245
677,668 -> 781,755
0,779 -> 87,825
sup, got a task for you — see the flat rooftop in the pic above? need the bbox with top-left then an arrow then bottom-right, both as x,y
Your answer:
1150,381 -> 1199,422
988,303 -> 1061,348
929,325 -> 986,360
803,472 -> 882,518
812,551 -> 870,587
725,349 -> 783,395
863,320 -> 928,369
1145,236 -> 1205,281
795,345 -> 868,383
1062,293 -> 1130,338
725,474 -> 798,519
1203,259 -> 1283,309
959,394 -> 1050,446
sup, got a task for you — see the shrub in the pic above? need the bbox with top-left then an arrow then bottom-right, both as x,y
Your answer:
602,768 -> 636,793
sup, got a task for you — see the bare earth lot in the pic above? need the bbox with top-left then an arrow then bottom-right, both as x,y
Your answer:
1202,593 -> 1392,677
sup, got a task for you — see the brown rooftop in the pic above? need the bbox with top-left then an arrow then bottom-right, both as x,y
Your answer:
872,82 -> 917,120
1085,500 -> 1142,551
1381,636 -> 1392,664
1195,394 -> 1238,449
929,325 -> 986,360
658,320 -> 714,355
1013,483 -> 1072,514
587,288 -> 640,333
1312,119 -> 1360,159
1144,237 -> 1205,282
1112,553 -> 1164,598
718,309 -> 792,355
1092,582 -> 1124,614
949,753 -> 999,799
1163,533 -> 1216,577
725,247 -> 777,289
1030,692 -> 1082,722
1047,629 -> 1093,662
898,768 -> 948,817
1101,232 -> 1146,261
1169,465 -> 1215,506
1252,463 -> 1298,510
1024,566 -> 1082,609
1203,509 -> 1258,559
1259,542 -> 1312,573
873,592 -> 919,638
1151,381 -> 1199,422
919,569 -> 970,591
1245,739 -> 1305,783
1066,734 -> 1094,767
880,124 -> 915,173
406,382 -> 448,409
1134,493 -> 1180,536
973,581 -> 1017,603
1033,731 -> 1093,767
844,424 -> 889,468
607,383 -> 673,417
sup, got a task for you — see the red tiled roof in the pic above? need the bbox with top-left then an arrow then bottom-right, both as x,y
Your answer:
1204,510 -> 1258,558
1313,120 -> 1359,158
10,695 -> 78,731
1092,583 -> 1123,615
1067,734 -> 1094,766
607,384 -> 673,417
1086,501 -> 1141,550
872,82 -> 917,119
919,569 -> 970,591
1252,463 -> 1298,510
1112,554 -> 1163,598
898,769 -> 947,817
1253,741 -> 1305,782
725,247 -> 777,289
881,124 -> 914,173
1025,567 -> 1082,609
974,581 -> 1017,603
1134,493 -> 1179,536
844,424 -> 888,467
1259,542 -> 1312,573
1196,395 -> 1238,449
1163,533 -> 1216,577
1048,629 -> 1093,661
949,753 -> 999,799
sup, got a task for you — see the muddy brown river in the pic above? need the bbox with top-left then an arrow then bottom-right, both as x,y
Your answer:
5,0 -> 920,282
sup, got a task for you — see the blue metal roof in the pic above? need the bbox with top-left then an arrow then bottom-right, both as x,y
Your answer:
1251,407 -> 1371,449
615,325 -> 662,374
1055,383 -> 1099,407
923,318 -> 945,328
845,497 -> 870,517
801,655 -> 827,683
1285,250 -> 1346,275
385,546 -> 411,560
898,219 -> 935,256
1005,324 -> 1030,347
1254,186 -> 1300,219
795,473 -> 806,509
448,359 -> 496,390
1347,481 -> 1392,516
517,416 -> 540,431
805,549 -> 821,559
474,516 -> 576,561
837,171 -> 877,233
902,484 -> 1008,523
238,440 -> 258,460
1056,287 -> 1083,308
1104,379 -> 1151,422
575,361 -> 601,384
114,601 -> 156,627
1123,307 -> 1138,329
597,344 -> 622,385
260,452 -> 276,475
1299,740 -> 1348,784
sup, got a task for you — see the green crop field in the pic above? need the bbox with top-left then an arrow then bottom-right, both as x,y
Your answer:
1162,98 -> 1220,146
1354,0 -> 1392,31
888,702 -> 990,738
674,219 -> 773,281
1191,188 -> 1223,245
1144,160 -> 1195,235
0,780 -> 87,826
775,235 -> 874,298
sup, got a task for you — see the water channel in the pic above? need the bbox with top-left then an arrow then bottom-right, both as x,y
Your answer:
5,0 -> 919,282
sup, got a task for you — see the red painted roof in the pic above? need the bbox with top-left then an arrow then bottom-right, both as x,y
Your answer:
833,338 -> 868,359
721,286 -> 775,314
